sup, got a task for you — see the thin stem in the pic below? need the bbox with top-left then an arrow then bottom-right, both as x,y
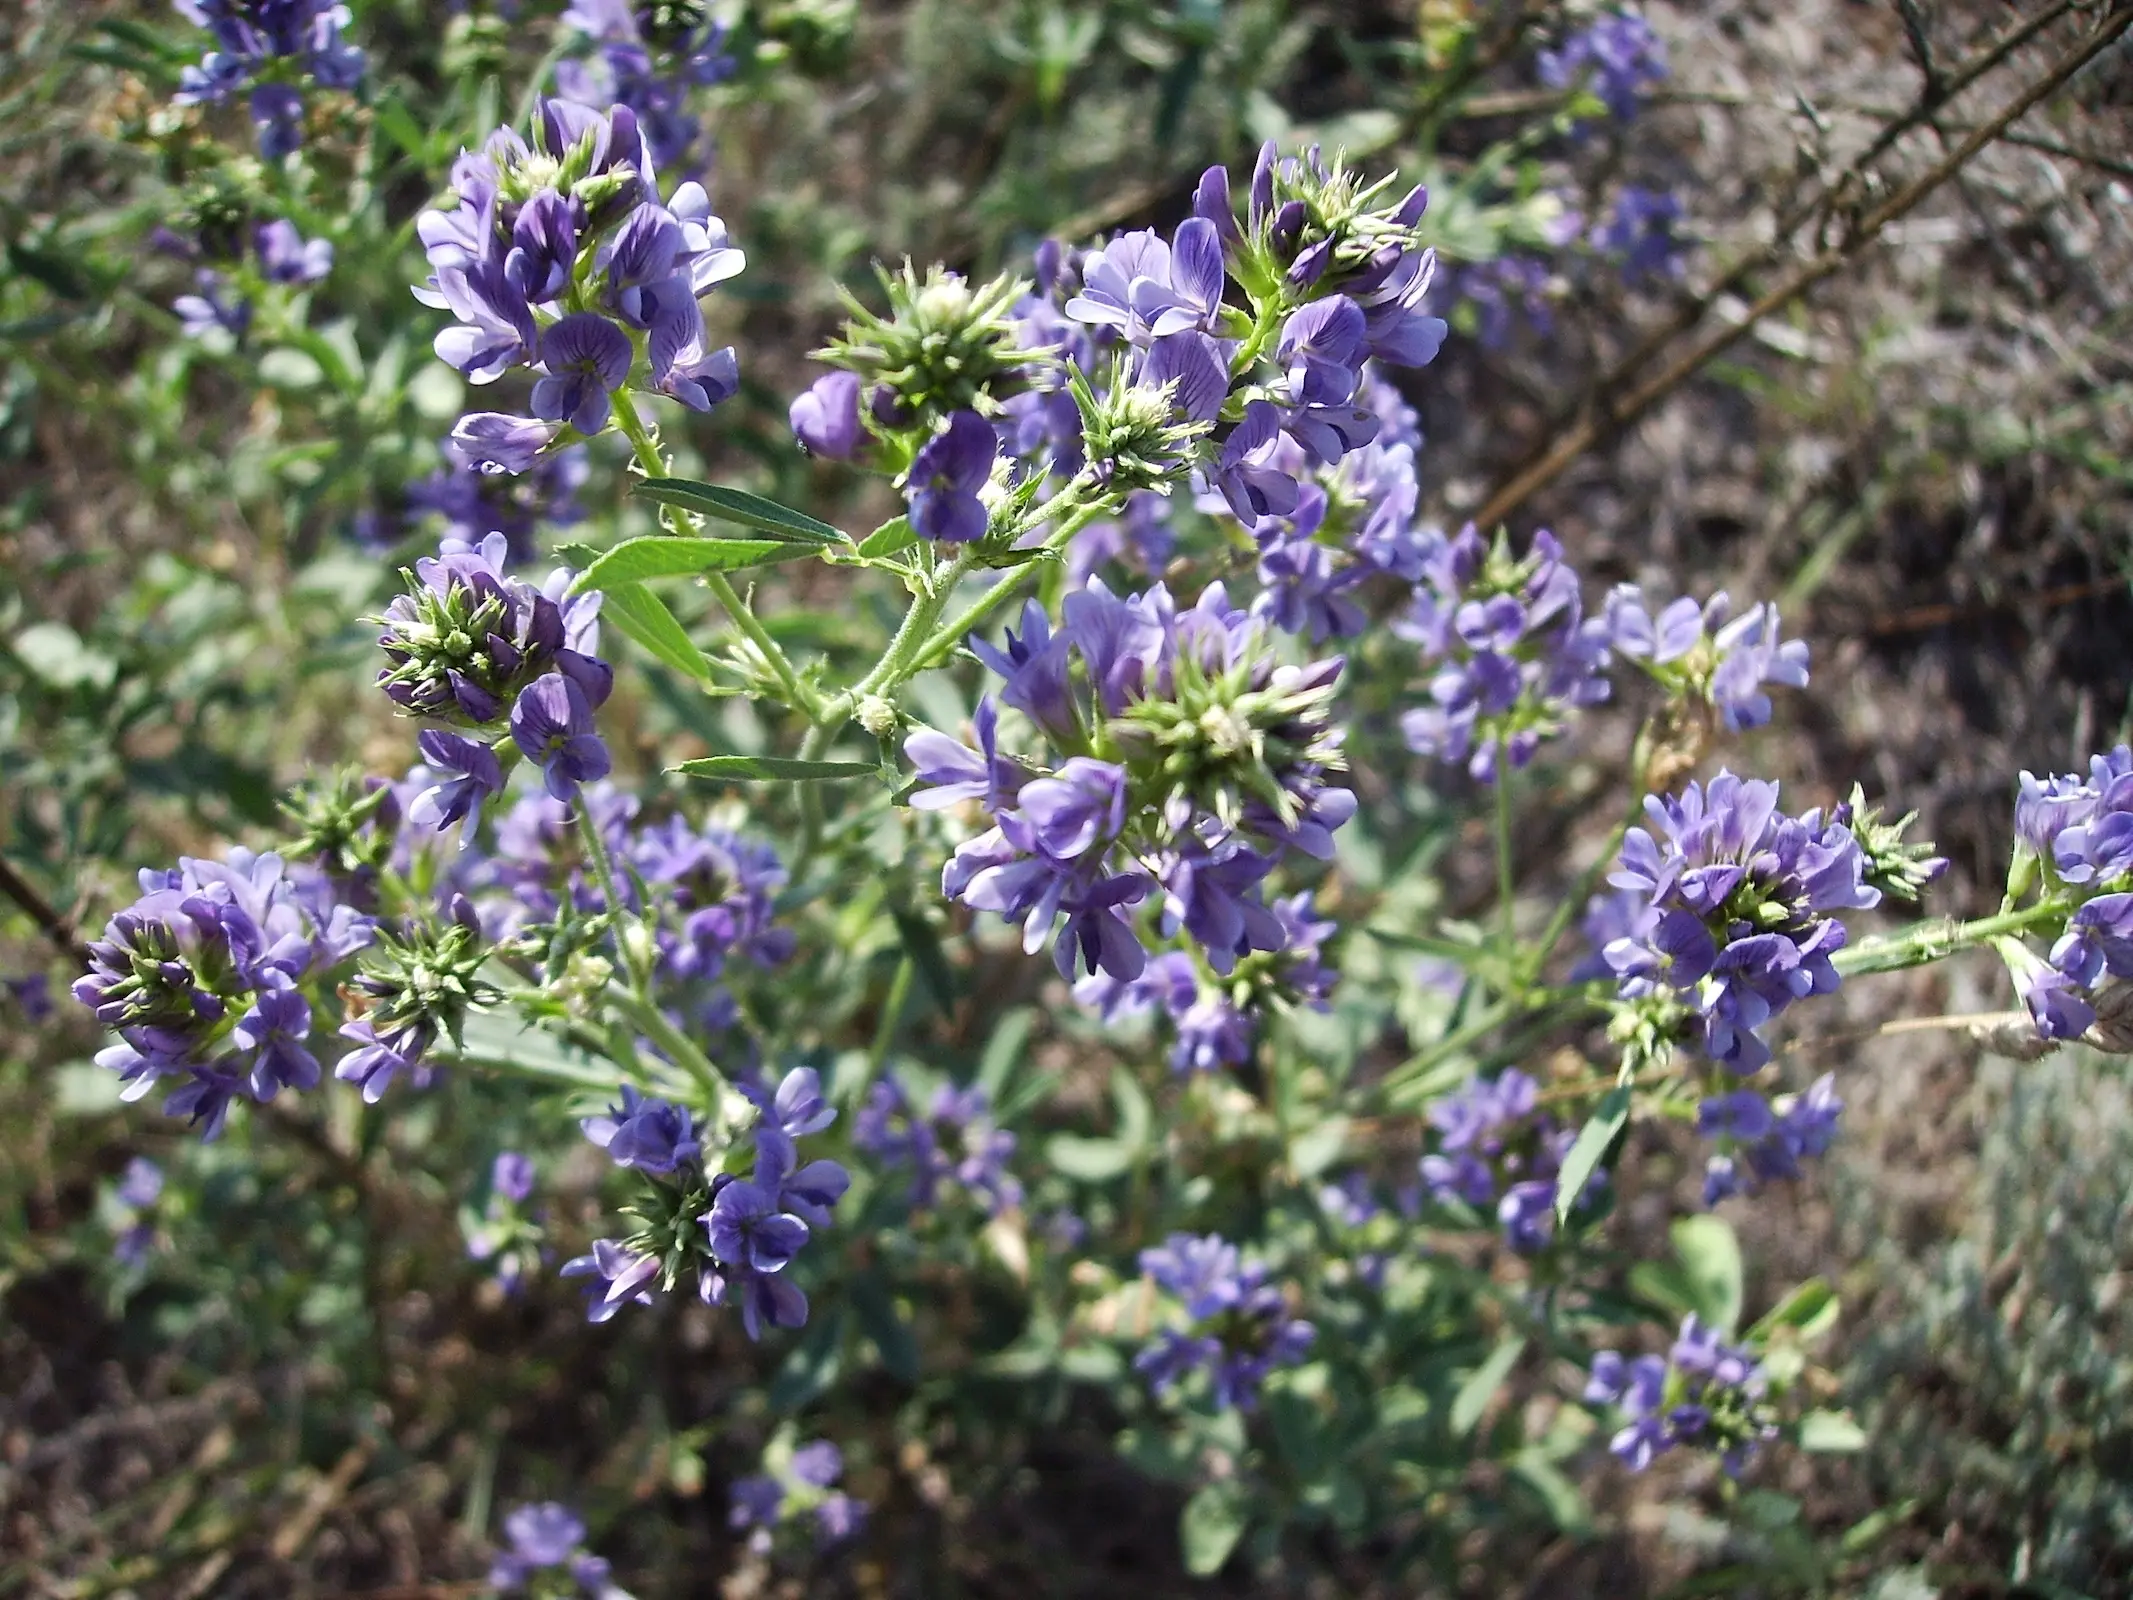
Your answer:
610,391 -> 819,717
1492,769 -> 1518,966
1833,900 -> 2064,978
1468,0 -> 2128,529
573,805 -> 651,995
603,982 -> 730,1113
0,850 -> 87,966
904,495 -> 1114,678
868,954 -> 915,1078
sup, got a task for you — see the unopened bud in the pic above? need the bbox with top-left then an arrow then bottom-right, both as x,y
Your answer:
856,694 -> 900,740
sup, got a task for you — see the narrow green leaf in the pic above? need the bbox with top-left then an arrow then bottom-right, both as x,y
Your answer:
976,1007 -> 1036,1100
857,515 -> 917,559
673,755 -> 880,782
636,478 -> 844,544
597,582 -> 714,683
1179,1481 -> 1249,1577
1671,1213 -> 1745,1334
1450,1333 -> 1526,1435
1555,1085 -> 1631,1224
1749,1277 -> 1839,1342
1109,1065 -> 1152,1153
1798,1410 -> 1867,1452
1510,1451 -> 1592,1535
581,535 -> 811,589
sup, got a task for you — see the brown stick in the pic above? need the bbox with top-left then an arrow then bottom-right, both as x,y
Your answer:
1467,2 -> 2132,531
0,849 -> 87,966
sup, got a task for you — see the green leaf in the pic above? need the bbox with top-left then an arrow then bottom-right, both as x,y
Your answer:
890,907 -> 957,1012
856,515 -> 918,559
597,582 -> 714,683
1289,1115 -> 1350,1180
636,478 -> 844,544
767,1308 -> 845,1412
12,621 -> 117,692
580,535 -> 812,589
1750,1277 -> 1840,1342
1450,1334 -> 1526,1436
673,755 -> 881,782
1798,1410 -> 1867,1453
373,95 -> 430,161
1671,1214 -> 1745,1334
1555,1086 -> 1631,1224
1109,1065 -> 1152,1154
1179,1481 -> 1249,1577
976,1007 -> 1036,1101
1045,1134 -> 1132,1183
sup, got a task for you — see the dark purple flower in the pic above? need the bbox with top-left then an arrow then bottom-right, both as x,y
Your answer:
233,980 -> 318,1097
701,1257 -> 809,1340
704,1177 -> 810,1273
560,1237 -> 660,1322
492,1150 -> 536,1203
510,672 -> 611,801
254,219 -> 333,285
249,82 -> 305,159
448,412 -> 561,476
906,411 -> 997,543
406,731 -> 505,843
532,313 -> 633,435
334,1017 -> 432,1104
791,370 -> 865,459
581,1083 -> 701,1172
505,190 -> 578,303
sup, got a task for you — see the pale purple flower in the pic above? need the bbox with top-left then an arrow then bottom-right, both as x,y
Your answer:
532,313 -> 633,435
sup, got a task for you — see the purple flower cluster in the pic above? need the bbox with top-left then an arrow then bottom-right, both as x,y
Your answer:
1134,1233 -> 1316,1411
1418,1069 -> 1601,1250
1605,586 -> 1810,731
907,580 -> 1349,985
170,1 -> 365,159
170,218 -> 334,341
1398,525 -> 1612,782
557,0 -> 738,177
1603,773 -> 1879,1071
1538,9 -> 1668,123
73,849 -> 374,1138
1453,254 -> 1557,351
1073,892 -> 1338,1074
1699,1074 -> 1842,1205
1593,187 -> 1688,283
1189,366 -> 1430,640
563,1067 -> 848,1340
2016,746 -> 2133,1038
1584,1316 -> 1774,1474
374,533 -> 613,807
855,1077 -> 1022,1216
728,1439 -> 867,1553
488,1502 -> 622,1598
416,99 -> 743,474
627,815 -> 797,985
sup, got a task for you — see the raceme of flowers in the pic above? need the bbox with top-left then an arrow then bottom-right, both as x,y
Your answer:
855,1076 -> 1023,1217
1135,1232 -> 1315,1411
2010,745 -> 2133,1042
1602,772 -> 1880,1073
1584,1315 -> 1775,1474
905,579 -> 1350,988
563,1067 -> 849,1339
164,216 -> 335,341
488,1501 -> 627,1599
557,0 -> 737,178
416,98 -> 744,475
171,0 -> 366,159
1418,1068 -> 1604,1250
727,1438 -> 867,1554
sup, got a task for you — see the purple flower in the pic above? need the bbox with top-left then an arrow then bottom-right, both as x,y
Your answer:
532,314 -> 633,435
906,411 -> 997,543
232,980 -> 319,1097
254,219 -> 333,285
405,731 -> 504,844
1606,773 -> 1876,1070
1017,758 -> 1128,860
334,1017 -> 432,1104
560,1237 -> 661,1322
447,413 -> 562,476
1214,399 -> 1302,523
492,1150 -> 536,1203
174,270 -> 250,339
790,1440 -> 843,1489
1065,221 -> 1225,344
701,1258 -> 810,1340
117,1156 -> 164,1210
815,1492 -> 867,1544
729,1474 -> 784,1530
511,673 -> 611,801
791,370 -> 865,459
1135,1232 -> 1314,1411
704,1175 -> 810,1273
505,190 -> 579,303
1594,187 -> 1686,282
581,1084 -> 701,1173
248,81 -> 305,158
1539,10 -> 1668,122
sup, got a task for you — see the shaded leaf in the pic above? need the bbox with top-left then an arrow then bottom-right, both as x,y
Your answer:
636,478 -> 844,544
1450,1333 -> 1526,1436
597,582 -> 715,683
1180,1481 -> 1249,1577
673,755 -> 881,782
1555,1085 -> 1631,1224
1671,1213 -> 1745,1333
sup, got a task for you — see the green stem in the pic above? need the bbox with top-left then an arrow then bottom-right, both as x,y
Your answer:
1834,900 -> 2064,978
434,1047 -> 629,1093
610,391 -> 820,717
604,981 -> 731,1115
868,954 -> 915,1078
1493,768 -> 1518,967
574,805 -> 651,995
902,494 -> 1113,679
